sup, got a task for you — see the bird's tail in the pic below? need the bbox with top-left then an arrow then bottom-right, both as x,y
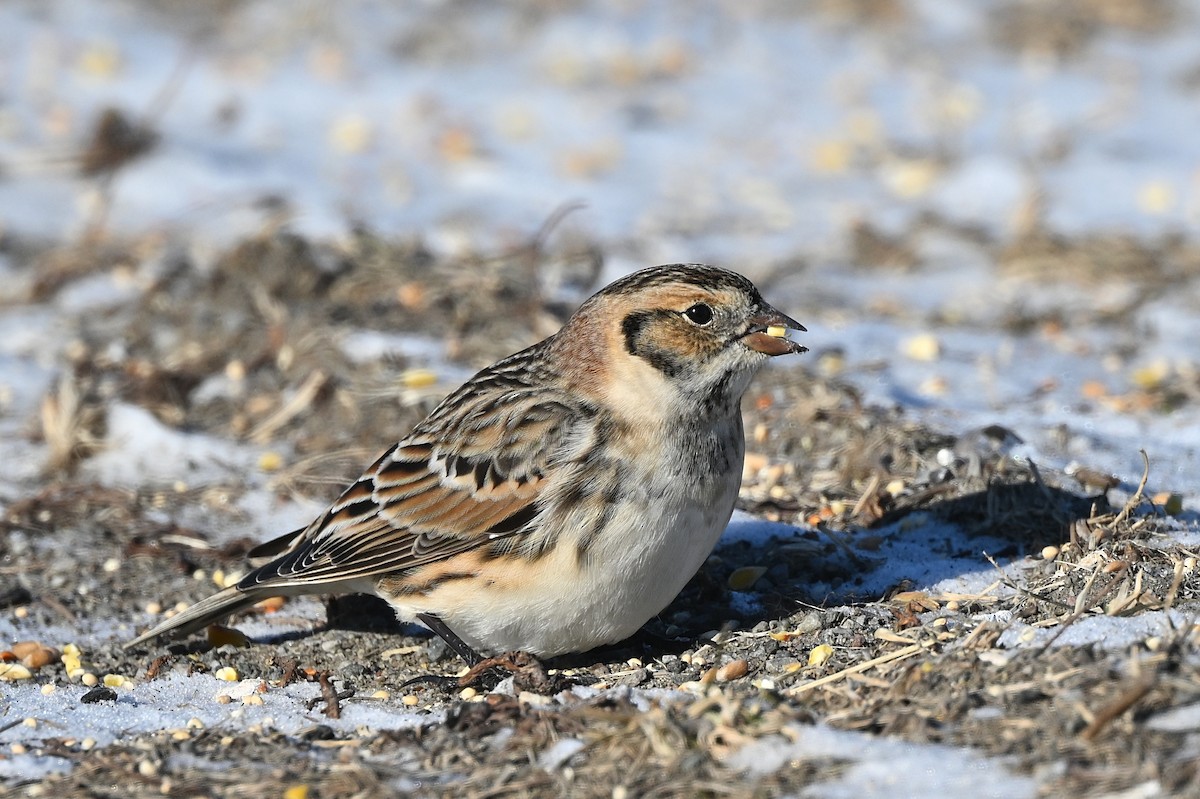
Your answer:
124,586 -> 263,650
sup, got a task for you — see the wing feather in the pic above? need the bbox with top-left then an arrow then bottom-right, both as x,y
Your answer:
236,348 -> 593,593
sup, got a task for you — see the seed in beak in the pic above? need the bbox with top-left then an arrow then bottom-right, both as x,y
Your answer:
766,325 -> 788,338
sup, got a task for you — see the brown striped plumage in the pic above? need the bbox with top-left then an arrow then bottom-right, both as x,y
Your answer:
126,264 -> 806,659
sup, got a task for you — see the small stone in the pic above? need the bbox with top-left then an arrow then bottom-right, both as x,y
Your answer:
80,686 -> 118,704
617,668 -> 649,687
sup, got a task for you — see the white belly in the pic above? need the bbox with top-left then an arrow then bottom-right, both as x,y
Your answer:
386,461 -> 740,657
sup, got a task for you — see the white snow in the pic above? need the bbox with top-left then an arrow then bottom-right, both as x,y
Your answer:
0,672 -> 432,779
726,723 -> 1037,799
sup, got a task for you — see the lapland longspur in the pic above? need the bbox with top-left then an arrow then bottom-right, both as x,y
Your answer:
127,264 -> 806,661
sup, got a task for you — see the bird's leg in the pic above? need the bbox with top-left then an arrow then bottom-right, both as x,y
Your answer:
400,613 -> 560,694
416,612 -> 483,666
398,613 -> 485,691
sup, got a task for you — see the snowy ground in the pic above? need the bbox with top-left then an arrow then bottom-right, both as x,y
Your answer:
3,1 -> 1200,796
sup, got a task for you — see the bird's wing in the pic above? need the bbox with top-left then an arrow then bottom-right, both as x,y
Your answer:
237,358 -> 589,593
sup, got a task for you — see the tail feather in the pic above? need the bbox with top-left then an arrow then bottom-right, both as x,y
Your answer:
124,586 -> 263,650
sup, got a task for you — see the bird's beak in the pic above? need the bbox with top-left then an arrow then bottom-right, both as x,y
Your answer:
741,304 -> 808,356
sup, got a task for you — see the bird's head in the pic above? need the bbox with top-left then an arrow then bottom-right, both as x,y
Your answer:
557,264 -> 807,416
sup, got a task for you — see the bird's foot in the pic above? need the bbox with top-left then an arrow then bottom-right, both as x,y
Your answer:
400,650 -> 564,695
456,650 -> 561,694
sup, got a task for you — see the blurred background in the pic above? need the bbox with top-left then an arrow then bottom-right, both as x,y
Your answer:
3,1 -> 1197,250
2,0 -> 1199,495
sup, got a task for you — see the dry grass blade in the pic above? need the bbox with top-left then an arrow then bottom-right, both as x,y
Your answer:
1080,674 -> 1157,741
787,644 -> 923,696
247,370 -> 328,443
40,373 -> 105,474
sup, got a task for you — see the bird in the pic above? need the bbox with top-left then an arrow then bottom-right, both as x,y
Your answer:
126,264 -> 806,664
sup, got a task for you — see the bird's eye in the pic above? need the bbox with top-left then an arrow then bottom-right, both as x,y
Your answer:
683,303 -> 714,326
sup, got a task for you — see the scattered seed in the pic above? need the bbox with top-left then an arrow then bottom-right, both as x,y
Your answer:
402,369 -> 438,389
808,644 -> 834,667
727,566 -> 767,591
716,659 -> 749,681
20,645 -> 59,669
254,596 -> 286,613
214,666 -> 239,681
901,333 -> 940,361
0,663 -> 33,681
